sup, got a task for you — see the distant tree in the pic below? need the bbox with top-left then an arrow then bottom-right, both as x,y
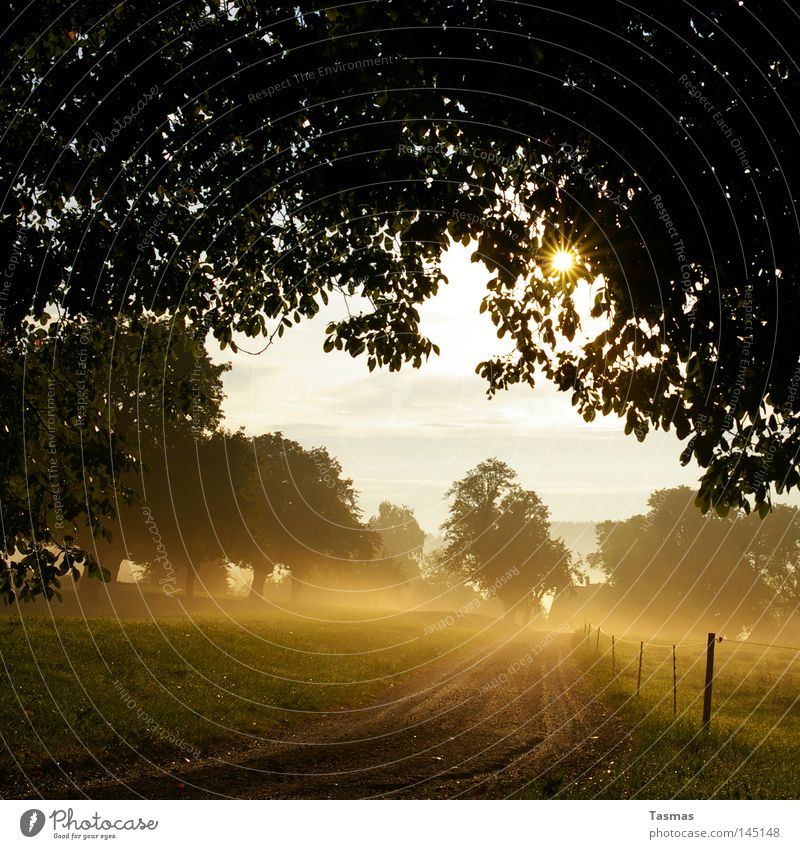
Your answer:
189,430 -> 262,595
239,433 -> 376,600
441,459 -> 576,622
6,2 -> 800,602
127,435 -> 234,599
738,505 -> 800,616
590,487 -> 795,633
0,314 -> 228,603
75,316 -> 229,598
368,502 -> 426,592
416,546 -> 455,591
492,490 -> 576,620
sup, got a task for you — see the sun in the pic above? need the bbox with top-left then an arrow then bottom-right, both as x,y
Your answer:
551,249 -> 575,274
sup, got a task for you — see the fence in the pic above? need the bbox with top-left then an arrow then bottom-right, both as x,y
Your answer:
581,622 -> 800,732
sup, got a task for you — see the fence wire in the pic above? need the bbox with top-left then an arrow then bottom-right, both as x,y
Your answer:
581,622 -> 800,728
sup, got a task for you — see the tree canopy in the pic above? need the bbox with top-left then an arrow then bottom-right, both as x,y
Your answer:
235,432 -> 376,599
441,458 -> 576,620
368,501 -> 426,591
591,487 -> 800,634
0,314 -> 228,602
125,428 -> 378,600
3,1 -> 800,600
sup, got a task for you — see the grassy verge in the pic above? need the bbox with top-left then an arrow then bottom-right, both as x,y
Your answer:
556,631 -> 800,799
0,607 -> 484,788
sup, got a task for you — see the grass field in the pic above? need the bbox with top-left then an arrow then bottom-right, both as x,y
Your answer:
558,630 -> 800,799
6,612 -> 797,799
0,607 -> 485,789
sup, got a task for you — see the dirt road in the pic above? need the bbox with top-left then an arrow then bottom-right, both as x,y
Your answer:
45,631 -> 628,799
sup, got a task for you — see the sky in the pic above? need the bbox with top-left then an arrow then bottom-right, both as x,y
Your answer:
207,240 -> 721,537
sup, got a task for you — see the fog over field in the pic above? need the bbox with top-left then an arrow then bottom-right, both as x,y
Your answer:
3,0 -> 800,817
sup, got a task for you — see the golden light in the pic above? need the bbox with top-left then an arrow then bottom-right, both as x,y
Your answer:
551,249 -> 575,274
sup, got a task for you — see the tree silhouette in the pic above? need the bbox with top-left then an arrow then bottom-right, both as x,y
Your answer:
4,2 -> 800,599
590,487 -> 800,633
117,429 -> 378,602
368,502 -> 426,593
0,315 -> 229,604
442,459 -> 576,621
238,433 -> 376,600
98,316 -> 229,594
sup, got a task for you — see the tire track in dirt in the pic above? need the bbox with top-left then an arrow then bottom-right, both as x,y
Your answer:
43,631 -> 628,799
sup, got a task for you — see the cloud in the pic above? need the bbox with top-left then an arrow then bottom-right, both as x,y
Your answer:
209,240 -> 706,525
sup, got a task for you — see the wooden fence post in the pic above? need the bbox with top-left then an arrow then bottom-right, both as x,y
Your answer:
612,635 -> 616,676
586,624 -> 591,648
636,641 -> 644,695
672,644 -> 677,714
595,626 -> 601,655
702,632 -> 716,731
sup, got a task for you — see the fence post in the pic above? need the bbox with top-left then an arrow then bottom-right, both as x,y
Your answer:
612,635 -> 616,676
672,644 -> 677,715
636,641 -> 644,695
702,632 -> 716,731
586,623 -> 591,647
596,626 -> 601,655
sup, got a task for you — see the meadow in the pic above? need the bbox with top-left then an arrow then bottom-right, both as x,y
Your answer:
556,630 -> 800,799
5,609 -> 798,799
0,606 -> 484,791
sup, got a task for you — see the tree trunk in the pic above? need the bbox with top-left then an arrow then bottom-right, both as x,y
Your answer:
248,560 -> 269,598
106,557 -> 124,583
79,543 -> 122,599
